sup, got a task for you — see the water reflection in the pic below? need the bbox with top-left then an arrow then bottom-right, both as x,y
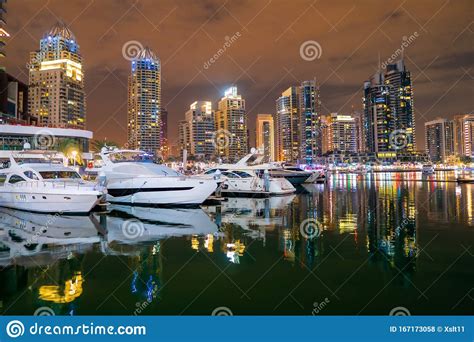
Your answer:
0,173 -> 472,315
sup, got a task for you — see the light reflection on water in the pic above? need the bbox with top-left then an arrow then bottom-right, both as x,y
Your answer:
0,172 -> 472,315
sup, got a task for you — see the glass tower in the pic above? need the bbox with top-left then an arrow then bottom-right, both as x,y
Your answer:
127,47 -> 161,155
28,22 -> 85,128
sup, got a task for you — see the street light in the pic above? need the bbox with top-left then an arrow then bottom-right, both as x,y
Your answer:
71,150 -> 78,167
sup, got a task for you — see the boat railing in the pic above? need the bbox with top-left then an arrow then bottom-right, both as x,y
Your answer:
4,180 -> 90,190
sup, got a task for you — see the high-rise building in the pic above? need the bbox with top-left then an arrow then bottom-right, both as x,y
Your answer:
178,119 -> 190,158
453,114 -> 474,158
0,73 -> 28,122
0,0 -> 9,62
363,59 -> 416,156
256,114 -> 275,161
28,22 -> 85,129
127,47 -> 161,155
363,71 -> 394,154
385,60 -> 415,152
321,113 -> 357,154
300,79 -> 321,164
185,101 -> 215,159
276,86 -> 300,162
424,118 -> 454,162
215,86 -> 247,161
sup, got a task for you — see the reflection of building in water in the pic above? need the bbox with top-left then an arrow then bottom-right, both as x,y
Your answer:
363,181 -> 418,282
126,242 -> 162,304
422,182 -> 458,223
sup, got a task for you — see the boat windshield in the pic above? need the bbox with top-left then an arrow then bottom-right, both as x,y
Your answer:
109,152 -> 154,163
39,171 -> 82,179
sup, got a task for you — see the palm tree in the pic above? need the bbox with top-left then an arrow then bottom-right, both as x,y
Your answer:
91,139 -> 119,152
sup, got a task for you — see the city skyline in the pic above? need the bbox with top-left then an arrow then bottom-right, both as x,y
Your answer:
1,1 -> 471,151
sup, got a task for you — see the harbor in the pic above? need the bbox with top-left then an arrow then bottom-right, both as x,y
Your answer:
0,171 -> 472,315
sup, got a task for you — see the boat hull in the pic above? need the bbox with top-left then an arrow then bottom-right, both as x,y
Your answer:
0,189 -> 102,213
105,177 -> 217,206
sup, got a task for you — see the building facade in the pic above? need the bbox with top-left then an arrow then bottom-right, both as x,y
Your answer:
215,86 -> 247,162
127,47 -> 161,155
256,114 -> 275,162
185,101 -> 215,159
321,113 -> 357,154
178,119 -> 190,158
300,80 -> 321,164
424,118 -> 455,162
453,114 -> 474,158
385,60 -> 416,152
28,22 -> 85,129
363,71 -> 395,155
276,86 -> 300,163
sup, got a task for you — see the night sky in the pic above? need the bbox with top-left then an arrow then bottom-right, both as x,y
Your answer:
3,0 -> 473,149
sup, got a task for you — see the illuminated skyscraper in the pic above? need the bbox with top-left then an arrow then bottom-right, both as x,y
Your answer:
0,0 -> 9,61
185,101 -> 215,159
363,59 -> 416,156
453,114 -> 474,158
363,71 -> 394,154
28,22 -> 85,128
256,114 -> 275,161
424,118 -> 454,162
215,86 -> 247,161
385,60 -> 415,152
300,79 -> 321,164
178,119 -> 190,158
321,113 -> 357,154
127,47 -> 161,154
276,86 -> 300,162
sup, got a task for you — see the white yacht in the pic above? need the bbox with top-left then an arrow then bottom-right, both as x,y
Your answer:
87,148 -> 217,206
422,163 -> 435,174
0,151 -> 105,213
201,166 -> 295,196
